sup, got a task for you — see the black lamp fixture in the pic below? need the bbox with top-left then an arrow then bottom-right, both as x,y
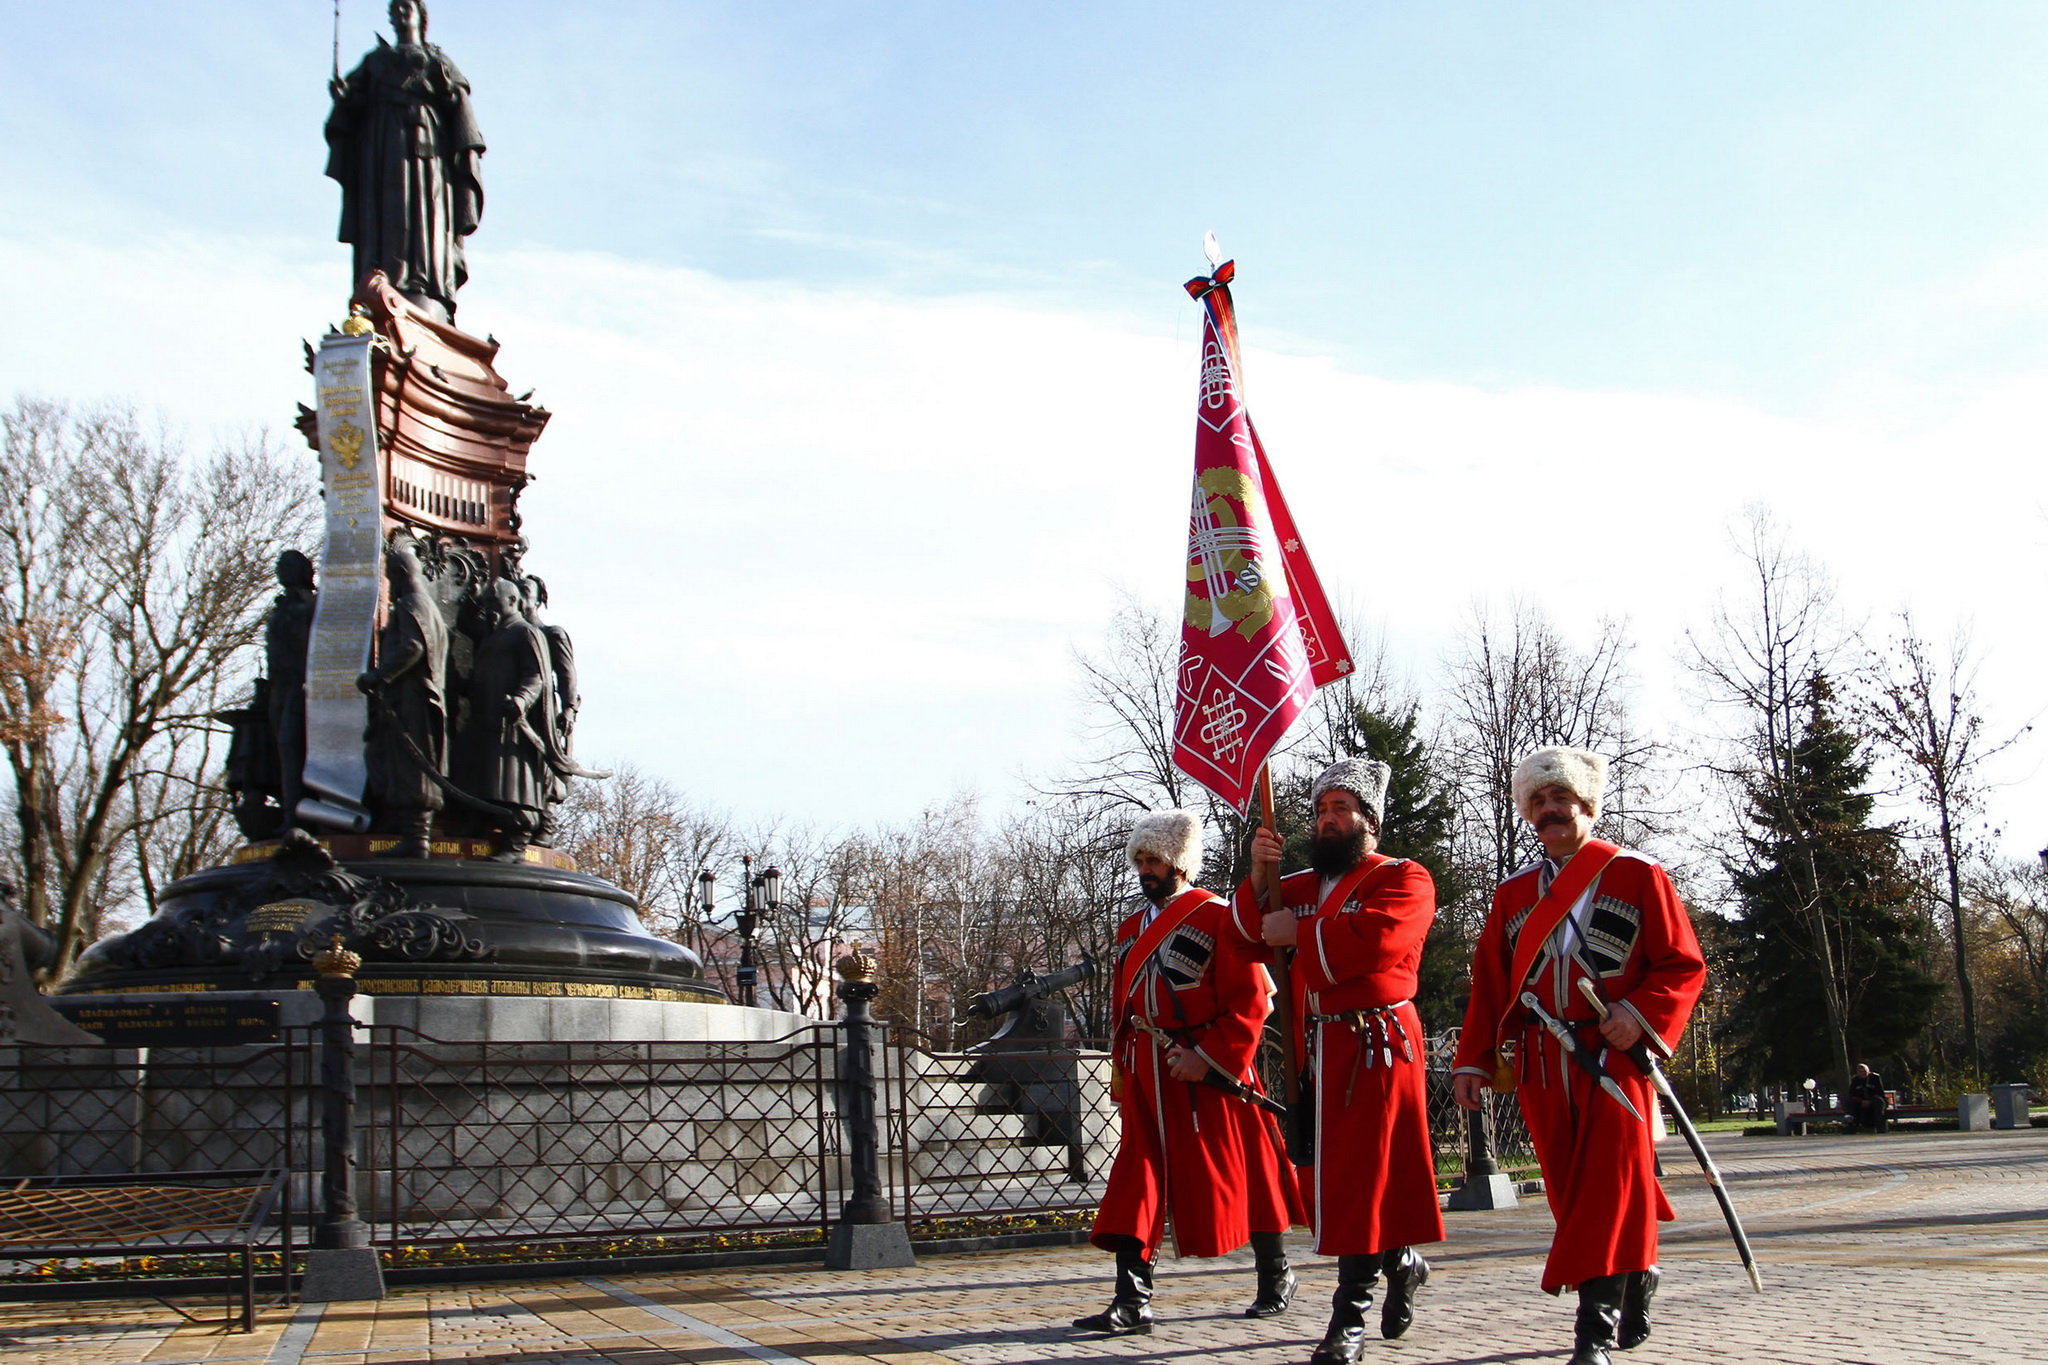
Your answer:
734,856 -> 783,1008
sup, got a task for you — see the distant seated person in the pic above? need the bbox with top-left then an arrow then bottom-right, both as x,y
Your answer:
1847,1064 -> 1886,1133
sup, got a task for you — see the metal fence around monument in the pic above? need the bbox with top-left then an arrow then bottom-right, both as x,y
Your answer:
0,1036 -> 317,1183
883,1032 -> 1115,1229
0,1035 -> 314,1305
0,1021 -> 1531,1292
352,1023 -> 845,1257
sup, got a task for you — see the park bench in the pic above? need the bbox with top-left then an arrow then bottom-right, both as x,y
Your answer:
1774,1093 -> 2027,1135
0,1168 -> 287,1330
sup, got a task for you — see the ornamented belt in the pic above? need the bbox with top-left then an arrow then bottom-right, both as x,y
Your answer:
1309,1001 -> 1415,1102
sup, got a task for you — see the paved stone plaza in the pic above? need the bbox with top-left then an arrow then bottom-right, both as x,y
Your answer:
3,1128 -> 2041,1365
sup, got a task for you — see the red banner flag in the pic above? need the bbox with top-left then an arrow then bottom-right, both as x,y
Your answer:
1171,262 -> 1353,810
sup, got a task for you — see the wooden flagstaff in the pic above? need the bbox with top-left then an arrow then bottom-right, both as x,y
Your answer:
1257,764 -> 1300,1110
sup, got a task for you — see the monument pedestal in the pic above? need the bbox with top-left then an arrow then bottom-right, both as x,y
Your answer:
60,840 -> 720,1006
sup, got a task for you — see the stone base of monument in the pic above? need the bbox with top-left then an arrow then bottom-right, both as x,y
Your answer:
361,994 -> 815,1043
10,991 -> 840,1253
300,1247 -> 387,1302
48,988 -> 818,1046
825,1220 -> 916,1270
60,850 -> 722,1005
1446,1172 -> 1519,1210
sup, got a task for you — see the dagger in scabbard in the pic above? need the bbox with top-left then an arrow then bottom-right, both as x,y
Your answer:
1128,1014 -> 1288,1117
1518,991 -> 1643,1121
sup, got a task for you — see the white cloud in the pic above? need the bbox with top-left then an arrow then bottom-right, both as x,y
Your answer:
3,227 -> 2042,853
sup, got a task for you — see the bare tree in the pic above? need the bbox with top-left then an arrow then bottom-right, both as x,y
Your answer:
1858,619 -> 2027,1065
832,796 -> 984,1037
995,798 -> 1133,1043
1688,509 -> 1861,1086
1054,597 -> 1200,814
757,826 -> 851,1017
552,763 -> 734,959
1047,595 -> 1328,896
1442,598 -> 1660,885
126,706 -> 244,919
1295,622 -> 1401,770
0,397 -> 316,973
1971,857 -> 2048,1062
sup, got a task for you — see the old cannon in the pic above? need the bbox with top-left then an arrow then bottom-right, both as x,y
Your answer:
964,955 -> 1098,1170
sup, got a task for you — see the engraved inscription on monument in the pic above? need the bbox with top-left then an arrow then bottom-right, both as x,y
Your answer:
55,998 -> 284,1046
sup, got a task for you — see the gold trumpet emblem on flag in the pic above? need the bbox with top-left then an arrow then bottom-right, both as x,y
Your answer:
1185,466 -> 1276,641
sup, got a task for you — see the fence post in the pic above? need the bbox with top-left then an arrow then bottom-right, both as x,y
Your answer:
1447,1092 -> 1518,1210
825,950 -> 915,1270
298,937 -> 386,1301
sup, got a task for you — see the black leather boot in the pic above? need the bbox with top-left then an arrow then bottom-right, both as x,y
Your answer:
1072,1239 -> 1154,1335
1308,1254 -> 1378,1364
1618,1266 -> 1659,1350
1566,1274 -> 1626,1365
1244,1230 -> 1297,1318
1379,1245 -> 1429,1339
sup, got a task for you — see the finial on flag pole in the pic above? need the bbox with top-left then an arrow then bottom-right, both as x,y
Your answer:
1202,230 -> 1224,269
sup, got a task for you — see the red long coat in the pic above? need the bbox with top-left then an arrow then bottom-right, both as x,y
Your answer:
1092,886 -> 1302,1259
1453,847 -> 1706,1292
1231,856 -> 1446,1257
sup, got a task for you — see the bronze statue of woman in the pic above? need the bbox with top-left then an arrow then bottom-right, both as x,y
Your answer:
325,0 -> 485,321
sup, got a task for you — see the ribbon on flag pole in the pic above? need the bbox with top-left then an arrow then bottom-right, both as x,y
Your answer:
1171,259 -> 1352,810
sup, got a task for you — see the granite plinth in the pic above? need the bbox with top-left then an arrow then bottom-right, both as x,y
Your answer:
1446,1173 -> 1519,1210
361,994 -> 815,1043
45,990 -> 815,1046
825,1220 -> 917,1270
299,1248 -> 386,1302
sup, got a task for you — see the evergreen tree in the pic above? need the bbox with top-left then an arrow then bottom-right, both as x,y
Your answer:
1724,676 -> 1938,1089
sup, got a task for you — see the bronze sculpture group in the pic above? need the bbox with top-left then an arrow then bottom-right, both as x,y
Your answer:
217,1 -> 597,864
228,539 -> 586,862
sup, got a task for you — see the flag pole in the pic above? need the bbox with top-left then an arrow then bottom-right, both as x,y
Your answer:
1257,763 -> 1300,1112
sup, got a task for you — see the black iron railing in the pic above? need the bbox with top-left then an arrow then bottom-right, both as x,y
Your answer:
0,1018 -> 1532,1287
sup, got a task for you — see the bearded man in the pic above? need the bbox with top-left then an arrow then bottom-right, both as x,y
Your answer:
357,540 -> 448,859
1234,758 -> 1443,1364
1077,809 -> 1303,1337
1452,748 -> 1705,1365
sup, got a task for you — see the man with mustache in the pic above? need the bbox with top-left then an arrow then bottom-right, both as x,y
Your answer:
1453,748 -> 1705,1365
1077,809 -> 1304,1336
1235,759 -> 1444,1364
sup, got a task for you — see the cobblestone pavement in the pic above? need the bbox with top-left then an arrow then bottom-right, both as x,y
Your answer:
2,1128 -> 2042,1365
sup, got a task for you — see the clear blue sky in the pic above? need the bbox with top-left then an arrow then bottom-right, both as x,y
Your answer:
14,3 -> 2048,402
4,2 -> 2044,852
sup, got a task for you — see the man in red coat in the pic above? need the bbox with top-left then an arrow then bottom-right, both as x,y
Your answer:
1453,747 -> 1706,1365
1077,809 -> 1304,1336
1235,758 -> 1444,1365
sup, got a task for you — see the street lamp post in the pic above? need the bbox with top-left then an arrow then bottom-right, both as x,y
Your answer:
697,859 -> 783,1009
729,857 -> 782,1010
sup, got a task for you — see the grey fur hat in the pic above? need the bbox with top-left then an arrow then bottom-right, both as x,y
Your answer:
1311,757 -> 1392,829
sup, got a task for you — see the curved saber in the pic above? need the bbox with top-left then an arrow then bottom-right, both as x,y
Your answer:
1577,979 -> 1764,1294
